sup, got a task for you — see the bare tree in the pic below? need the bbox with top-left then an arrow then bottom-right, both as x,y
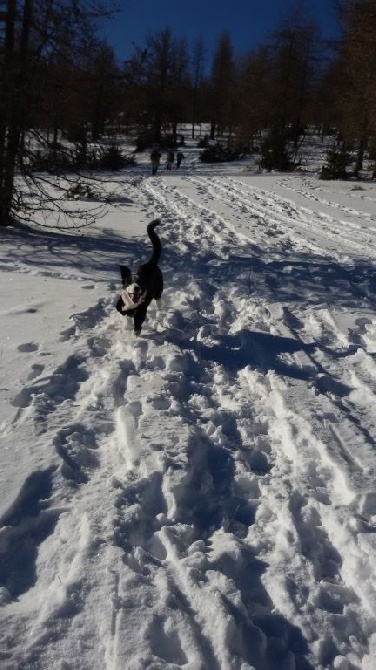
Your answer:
236,46 -> 273,149
336,0 -> 376,174
168,36 -> 190,143
190,37 -> 206,139
128,27 -> 191,147
143,27 -> 175,143
0,0 -> 29,227
252,5 -> 322,170
209,32 -> 236,141
0,0 -> 115,229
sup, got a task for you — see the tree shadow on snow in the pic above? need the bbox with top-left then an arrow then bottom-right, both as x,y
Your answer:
0,467 -> 59,600
216,548 -> 315,670
0,219 -> 152,286
3,216 -> 376,314
194,329 -> 317,382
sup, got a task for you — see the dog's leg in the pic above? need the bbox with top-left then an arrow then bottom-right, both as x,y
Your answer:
116,297 -> 124,314
133,304 -> 148,336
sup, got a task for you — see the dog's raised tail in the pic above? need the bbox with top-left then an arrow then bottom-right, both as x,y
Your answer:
147,218 -> 162,264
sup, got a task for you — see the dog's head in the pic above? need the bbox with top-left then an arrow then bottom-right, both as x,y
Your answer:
121,281 -> 146,307
120,266 -> 146,308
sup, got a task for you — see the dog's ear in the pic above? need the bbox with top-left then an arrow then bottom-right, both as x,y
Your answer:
120,265 -> 132,285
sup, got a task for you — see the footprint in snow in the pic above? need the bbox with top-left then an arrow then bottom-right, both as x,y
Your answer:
152,396 -> 171,411
18,341 -> 39,353
27,363 -> 44,381
54,424 -> 99,484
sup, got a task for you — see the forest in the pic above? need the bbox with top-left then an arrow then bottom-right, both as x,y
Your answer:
0,0 -> 375,228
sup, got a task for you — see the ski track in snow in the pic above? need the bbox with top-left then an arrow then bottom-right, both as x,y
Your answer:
1,171 -> 376,670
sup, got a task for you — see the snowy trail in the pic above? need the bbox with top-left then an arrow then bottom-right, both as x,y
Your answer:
185,175 -> 376,261
1,172 -> 376,669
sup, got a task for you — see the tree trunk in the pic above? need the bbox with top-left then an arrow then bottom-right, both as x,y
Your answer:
152,98 -> 162,143
0,0 -> 16,226
172,121 -> 177,144
52,121 -> 59,157
354,135 -> 367,176
0,0 -> 33,227
191,85 -> 197,139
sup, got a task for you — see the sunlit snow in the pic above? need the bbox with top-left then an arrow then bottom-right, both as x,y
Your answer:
1,138 -> 376,670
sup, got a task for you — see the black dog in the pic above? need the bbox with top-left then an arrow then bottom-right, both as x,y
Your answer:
116,219 -> 163,335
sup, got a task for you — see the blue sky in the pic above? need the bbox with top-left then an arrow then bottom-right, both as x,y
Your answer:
99,0 -> 340,65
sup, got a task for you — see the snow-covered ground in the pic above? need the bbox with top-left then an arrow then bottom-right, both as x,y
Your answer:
1,142 -> 376,670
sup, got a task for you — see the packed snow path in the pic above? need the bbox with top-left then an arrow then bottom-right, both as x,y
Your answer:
1,170 -> 376,670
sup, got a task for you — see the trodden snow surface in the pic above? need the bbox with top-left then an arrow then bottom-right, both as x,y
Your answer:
1,154 -> 376,670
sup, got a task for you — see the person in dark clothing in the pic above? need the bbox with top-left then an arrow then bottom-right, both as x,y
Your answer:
176,150 -> 184,168
150,148 -> 161,175
166,150 -> 175,170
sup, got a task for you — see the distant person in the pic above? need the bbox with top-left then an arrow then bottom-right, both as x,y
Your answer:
176,150 -> 184,168
166,149 -> 175,170
150,148 -> 161,175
